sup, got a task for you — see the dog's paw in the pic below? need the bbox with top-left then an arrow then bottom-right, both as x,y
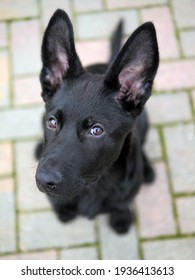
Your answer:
109,209 -> 133,234
144,165 -> 155,184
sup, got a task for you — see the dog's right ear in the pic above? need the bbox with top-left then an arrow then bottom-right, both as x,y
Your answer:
104,22 -> 159,117
40,9 -> 83,101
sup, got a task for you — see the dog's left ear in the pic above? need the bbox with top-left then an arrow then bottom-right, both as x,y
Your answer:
40,9 -> 83,100
104,22 -> 159,117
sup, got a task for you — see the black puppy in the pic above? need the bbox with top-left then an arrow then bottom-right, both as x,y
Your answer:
35,9 -> 159,234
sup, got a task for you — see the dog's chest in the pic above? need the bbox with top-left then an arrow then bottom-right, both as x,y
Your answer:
77,164 -> 140,218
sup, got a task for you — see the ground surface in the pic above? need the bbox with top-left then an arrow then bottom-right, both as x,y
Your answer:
0,0 -> 195,260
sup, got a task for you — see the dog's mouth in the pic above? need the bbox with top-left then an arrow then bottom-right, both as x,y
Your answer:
36,176 -> 99,200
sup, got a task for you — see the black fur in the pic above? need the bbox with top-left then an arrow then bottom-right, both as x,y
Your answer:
35,9 -> 159,234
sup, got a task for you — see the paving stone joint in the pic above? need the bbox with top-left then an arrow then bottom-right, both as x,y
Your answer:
0,0 -> 194,260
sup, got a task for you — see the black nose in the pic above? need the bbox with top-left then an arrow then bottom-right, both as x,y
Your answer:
36,171 -> 62,193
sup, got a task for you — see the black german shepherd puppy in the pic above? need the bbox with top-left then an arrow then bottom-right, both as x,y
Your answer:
35,9 -> 159,234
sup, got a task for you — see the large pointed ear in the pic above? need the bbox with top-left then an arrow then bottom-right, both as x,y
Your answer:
104,22 -> 159,117
40,9 -> 84,101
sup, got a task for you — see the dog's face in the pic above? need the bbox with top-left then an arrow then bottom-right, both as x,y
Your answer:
35,10 -> 159,200
38,75 -> 132,199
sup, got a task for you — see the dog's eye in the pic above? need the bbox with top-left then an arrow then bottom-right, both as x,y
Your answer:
89,125 -> 104,136
47,116 -> 58,130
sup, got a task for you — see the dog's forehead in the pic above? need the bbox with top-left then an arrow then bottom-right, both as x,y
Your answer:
50,74 -> 116,118
70,74 -> 105,99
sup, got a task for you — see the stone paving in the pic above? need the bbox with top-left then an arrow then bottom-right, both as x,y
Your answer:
0,0 -> 195,260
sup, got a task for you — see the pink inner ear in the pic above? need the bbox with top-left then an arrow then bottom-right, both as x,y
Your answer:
119,67 -> 136,92
118,64 -> 144,101
50,51 -> 70,88
58,51 -> 69,74
119,64 -> 143,89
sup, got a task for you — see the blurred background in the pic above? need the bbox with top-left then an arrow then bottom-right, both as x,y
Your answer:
0,0 -> 195,260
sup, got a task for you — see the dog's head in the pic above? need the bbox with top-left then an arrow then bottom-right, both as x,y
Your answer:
35,9 -> 159,199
